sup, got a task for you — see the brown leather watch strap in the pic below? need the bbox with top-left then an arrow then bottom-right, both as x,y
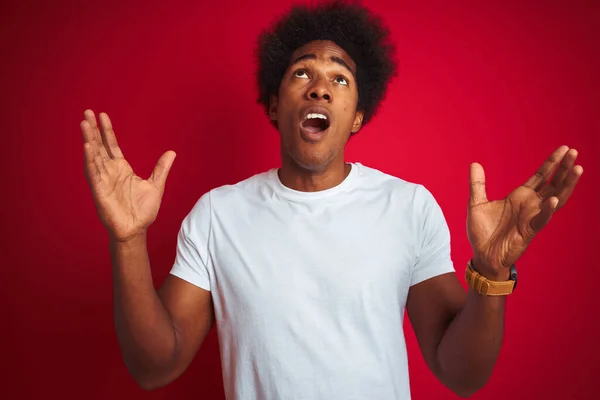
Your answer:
465,261 -> 515,296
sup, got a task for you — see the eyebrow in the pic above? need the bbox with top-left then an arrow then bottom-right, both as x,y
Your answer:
290,54 -> 355,77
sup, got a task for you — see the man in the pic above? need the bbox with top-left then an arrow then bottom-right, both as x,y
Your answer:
80,1 -> 582,399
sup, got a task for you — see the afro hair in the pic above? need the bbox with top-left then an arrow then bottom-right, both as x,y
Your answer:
255,0 -> 398,128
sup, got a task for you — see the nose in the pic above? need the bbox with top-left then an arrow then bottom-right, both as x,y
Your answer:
305,78 -> 332,102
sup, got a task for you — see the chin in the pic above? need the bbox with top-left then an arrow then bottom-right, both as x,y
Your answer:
290,148 -> 338,173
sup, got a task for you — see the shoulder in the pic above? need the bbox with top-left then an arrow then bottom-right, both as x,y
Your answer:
353,162 -> 439,209
186,169 -> 275,217
210,168 -> 274,203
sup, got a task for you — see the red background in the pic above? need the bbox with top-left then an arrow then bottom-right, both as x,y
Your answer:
2,0 -> 599,399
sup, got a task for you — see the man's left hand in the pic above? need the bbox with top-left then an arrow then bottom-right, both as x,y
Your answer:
466,145 -> 583,280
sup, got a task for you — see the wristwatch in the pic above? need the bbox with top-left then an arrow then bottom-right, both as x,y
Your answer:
465,260 -> 518,296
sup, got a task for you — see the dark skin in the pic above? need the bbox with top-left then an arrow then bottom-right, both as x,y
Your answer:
269,40 -> 363,192
80,39 -> 583,394
80,111 -> 214,390
409,146 -> 582,397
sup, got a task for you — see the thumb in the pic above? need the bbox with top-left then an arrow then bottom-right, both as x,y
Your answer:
469,162 -> 488,207
149,150 -> 177,191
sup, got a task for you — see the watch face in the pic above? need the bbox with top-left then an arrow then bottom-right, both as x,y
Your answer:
509,264 -> 518,290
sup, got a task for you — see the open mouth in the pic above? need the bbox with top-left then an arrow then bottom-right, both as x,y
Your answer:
301,113 -> 330,133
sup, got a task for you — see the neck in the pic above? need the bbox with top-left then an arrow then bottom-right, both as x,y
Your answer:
278,156 -> 350,192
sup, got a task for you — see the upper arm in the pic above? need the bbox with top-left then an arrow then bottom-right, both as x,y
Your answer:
156,192 -> 216,382
407,185 -> 465,378
157,274 -> 215,381
406,272 -> 465,379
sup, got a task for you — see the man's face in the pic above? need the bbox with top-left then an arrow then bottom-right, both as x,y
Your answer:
270,40 -> 364,172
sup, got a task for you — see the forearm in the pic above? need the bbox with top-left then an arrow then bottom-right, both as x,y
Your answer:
436,289 -> 505,397
110,233 -> 178,387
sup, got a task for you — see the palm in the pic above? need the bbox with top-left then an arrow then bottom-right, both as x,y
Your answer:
466,146 -> 583,277
468,187 -> 544,269
92,158 -> 162,238
81,110 -> 176,241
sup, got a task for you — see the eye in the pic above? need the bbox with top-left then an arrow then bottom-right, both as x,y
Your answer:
294,70 -> 309,79
335,76 -> 348,86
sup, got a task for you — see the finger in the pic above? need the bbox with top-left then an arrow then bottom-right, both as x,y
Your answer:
539,148 -> 578,198
149,151 -> 177,192
530,196 -> 559,233
83,142 -> 101,184
552,148 -> 578,187
81,119 -> 109,170
469,162 -> 487,206
524,145 -> 570,190
83,109 -> 110,160
80,120 -> 98,151
554,165 -> 583,211
98,112 -> 125,159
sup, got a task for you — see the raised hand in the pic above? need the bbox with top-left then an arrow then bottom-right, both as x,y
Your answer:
466,145 -> 583,280
81,110 -> 176,242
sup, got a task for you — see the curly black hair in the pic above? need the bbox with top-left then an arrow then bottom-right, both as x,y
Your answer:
255,0 -> 398,128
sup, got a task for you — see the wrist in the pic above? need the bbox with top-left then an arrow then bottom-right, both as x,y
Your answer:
471,257 -> 510,281
110,231 -> 147,247
466,260 -> 518,296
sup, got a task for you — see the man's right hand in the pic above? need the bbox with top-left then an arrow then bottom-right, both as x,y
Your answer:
80,109 -> 176,242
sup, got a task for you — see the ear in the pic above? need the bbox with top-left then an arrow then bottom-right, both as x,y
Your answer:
269,95 -> 278,122
351,110 -> 364,133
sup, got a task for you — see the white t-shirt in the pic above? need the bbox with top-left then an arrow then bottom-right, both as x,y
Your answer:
170,162 -> 455,400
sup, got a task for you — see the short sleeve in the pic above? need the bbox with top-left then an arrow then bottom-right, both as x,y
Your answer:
411,185 -> 456,286
169,192 -> 213,291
